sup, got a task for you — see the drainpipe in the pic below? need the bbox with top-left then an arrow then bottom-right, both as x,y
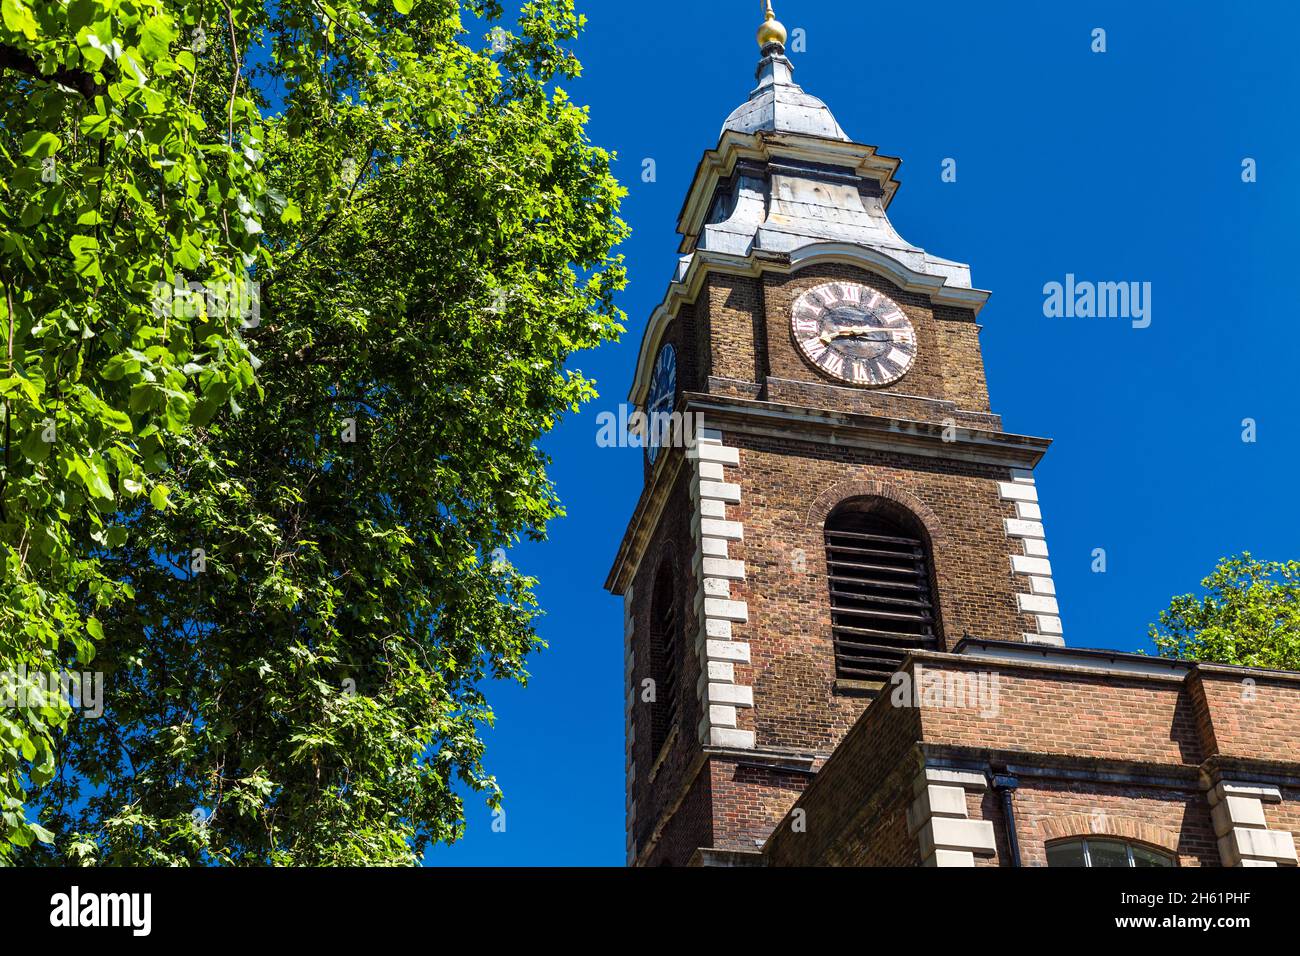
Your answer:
990,772 -> 1022,867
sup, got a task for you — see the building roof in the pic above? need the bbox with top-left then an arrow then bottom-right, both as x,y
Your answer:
721,52 -> 850,142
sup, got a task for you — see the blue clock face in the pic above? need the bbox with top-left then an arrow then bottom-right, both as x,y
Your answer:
646,345 -> 677,465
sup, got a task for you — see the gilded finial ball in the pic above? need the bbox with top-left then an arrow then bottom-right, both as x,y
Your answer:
757,10 -> 787,49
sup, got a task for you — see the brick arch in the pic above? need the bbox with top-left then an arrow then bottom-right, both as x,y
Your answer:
1040,814 -> 1181,854
647,532 -> 688,594
802,479 -> 954,648
803,479 -> 949,550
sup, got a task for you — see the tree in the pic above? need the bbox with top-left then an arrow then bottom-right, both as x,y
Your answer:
4,0 -> 625,865
1150,554 -> 1300,671
1,0 -> 270,857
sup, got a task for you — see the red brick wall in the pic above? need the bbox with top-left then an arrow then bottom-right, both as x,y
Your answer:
626,467 -> 703,862
1191,668 -> 1300,763
917,659 -> 1203,765
721,436 -> 1038,755
760,655 -> 1300,867
1012,782 -> 1218,867
706,759 -> 813,853
703,273 -> 763,390
764,685 -> 923,866
643,763 -> 713,867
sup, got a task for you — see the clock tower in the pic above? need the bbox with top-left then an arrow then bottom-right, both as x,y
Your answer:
606,3 -> 1065,866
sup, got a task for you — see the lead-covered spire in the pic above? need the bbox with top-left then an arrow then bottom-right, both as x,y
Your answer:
722,1 -> 849,142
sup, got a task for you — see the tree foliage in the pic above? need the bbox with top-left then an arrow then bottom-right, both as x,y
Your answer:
2,0 -> 625,864
1150,554 -> 1300,671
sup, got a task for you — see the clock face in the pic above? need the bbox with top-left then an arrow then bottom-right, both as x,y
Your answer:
791,282 -> 917,387
646,344 -> 676,465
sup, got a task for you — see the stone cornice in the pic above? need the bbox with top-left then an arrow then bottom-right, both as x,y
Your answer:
605,397 -> 1049,596
908,648 -> 1188,687
685,393 -> 1050,468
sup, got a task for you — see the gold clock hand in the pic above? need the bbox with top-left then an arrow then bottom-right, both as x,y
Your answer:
820,326 -> 897,344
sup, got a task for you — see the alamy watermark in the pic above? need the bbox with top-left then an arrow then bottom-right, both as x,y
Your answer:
595,404 -> 703,452
1043,274 -> 1151,329
1,666 -> 104,719
152,275 -> 261,329
889,663 -> 1000,719
50,887 -> 151,936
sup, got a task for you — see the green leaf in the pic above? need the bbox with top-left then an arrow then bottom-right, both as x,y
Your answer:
149,484 -> 171,510
100,407 -> 133,433
393,0 -> 413,13
21,131 -> 60,159
20,424 -> 52,462
138,14 -> 176,61
1,0 -> 37,41
82,457 -> 114,500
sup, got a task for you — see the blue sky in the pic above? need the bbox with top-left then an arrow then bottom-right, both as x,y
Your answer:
427,0 -> 1300,865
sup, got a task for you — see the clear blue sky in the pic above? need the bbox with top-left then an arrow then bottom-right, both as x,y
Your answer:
427,0 -> 1300,865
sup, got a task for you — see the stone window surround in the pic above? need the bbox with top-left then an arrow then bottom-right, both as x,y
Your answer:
1039,813 -> 1181,856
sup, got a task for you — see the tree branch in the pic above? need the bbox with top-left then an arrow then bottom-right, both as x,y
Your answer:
0,43 -> 104,100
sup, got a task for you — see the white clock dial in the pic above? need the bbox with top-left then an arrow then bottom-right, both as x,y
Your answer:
646,344 -> 676,465
791,282 -> 917,387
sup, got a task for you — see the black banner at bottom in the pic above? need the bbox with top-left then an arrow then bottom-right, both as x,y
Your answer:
0,865 -> 1284,941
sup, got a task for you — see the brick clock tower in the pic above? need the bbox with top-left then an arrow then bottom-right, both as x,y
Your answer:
606,5 -> 1066,866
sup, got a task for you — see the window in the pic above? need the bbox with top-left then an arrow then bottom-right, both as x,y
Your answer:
824,499 -> 939,681
1046,839 -> 1175,868
648,562 -> 680,758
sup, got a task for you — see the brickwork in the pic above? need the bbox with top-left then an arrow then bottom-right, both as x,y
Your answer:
726,436 -> 1042,734
760,654 -> 1300,867
625,467 -> 704,861
761,681 -> 923,867
763,377 -> 1002,431
704,273 -> 763,387
1190,667 -> 1300,763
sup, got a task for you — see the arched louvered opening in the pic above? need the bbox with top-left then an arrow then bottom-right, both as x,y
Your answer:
648,561 -> 680,759
824,498 -> 940,681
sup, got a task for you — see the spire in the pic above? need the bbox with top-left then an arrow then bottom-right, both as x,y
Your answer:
722,2 -> 849,142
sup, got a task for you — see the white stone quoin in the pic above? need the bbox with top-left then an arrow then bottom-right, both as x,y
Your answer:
1208,781 -> 1298,867
689,425 -> 755,749
907,768 -> 995,867
999,470 -> 1064,646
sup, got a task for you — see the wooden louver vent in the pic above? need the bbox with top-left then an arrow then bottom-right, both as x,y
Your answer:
824,512 -> 938,681
649,569 -> 680,759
